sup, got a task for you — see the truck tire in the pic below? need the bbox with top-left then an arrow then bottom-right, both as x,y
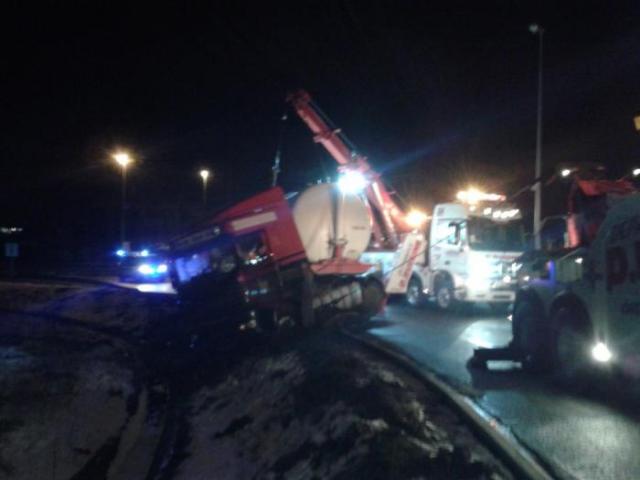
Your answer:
512,299 -> 551,372
361,278 -> 386,319
434,278 -> 455,311
406,275 -> 426,307
552,306 -> 591,381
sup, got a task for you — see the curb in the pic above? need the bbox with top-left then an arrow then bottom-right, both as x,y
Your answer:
341,328 -> 555,480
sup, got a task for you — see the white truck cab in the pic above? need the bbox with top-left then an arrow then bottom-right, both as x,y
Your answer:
407,201 -> 525,310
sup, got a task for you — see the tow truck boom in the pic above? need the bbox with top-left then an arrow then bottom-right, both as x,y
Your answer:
287,90 -> 413,249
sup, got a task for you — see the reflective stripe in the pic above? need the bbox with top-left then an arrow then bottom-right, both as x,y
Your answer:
231,211 -> 277,232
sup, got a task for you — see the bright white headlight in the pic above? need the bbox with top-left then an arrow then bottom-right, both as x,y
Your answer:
137,264 -> 154,275
469,255 -> 492,278
337,170 -> 367,194
591,342 -> 612,363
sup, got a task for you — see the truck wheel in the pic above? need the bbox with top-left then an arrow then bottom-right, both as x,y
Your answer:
552,307 -> 590,381
361,279 -> 386,318
406,275 -> 426,307
434,279 -> 455,311
512,299 -> 550,372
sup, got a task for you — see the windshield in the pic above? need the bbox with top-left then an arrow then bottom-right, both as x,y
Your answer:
467,217 -> 525,252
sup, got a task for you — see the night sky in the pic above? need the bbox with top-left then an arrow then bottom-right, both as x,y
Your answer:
2,2 -> 639,257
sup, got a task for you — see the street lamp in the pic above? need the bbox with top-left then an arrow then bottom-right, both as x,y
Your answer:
200,169 -> 211,206
633,168 -> 640,177
113,152 -> 133,246
530,23 -> 544,249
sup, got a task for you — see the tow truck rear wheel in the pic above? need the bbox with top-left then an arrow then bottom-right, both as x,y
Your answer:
552,306 -> 591,381
406,275 -> 426,307
512,299 -> 550,372
434,278 -> 455,311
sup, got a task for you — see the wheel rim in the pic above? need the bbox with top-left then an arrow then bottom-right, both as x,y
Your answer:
407,280 -> 421,305
437,286 -> 451,309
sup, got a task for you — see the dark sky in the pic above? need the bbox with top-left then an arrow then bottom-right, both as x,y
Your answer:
2,1 -> 639,252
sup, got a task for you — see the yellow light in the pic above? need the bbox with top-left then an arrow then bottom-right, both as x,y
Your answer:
200,169 -> 210,181
113,152 -> 132,168
457,187 -> 505,204
561,168 -> 572,177
406,209 -> 428,229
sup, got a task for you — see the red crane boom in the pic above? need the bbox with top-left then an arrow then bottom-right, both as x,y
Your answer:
287,90 -> 413,249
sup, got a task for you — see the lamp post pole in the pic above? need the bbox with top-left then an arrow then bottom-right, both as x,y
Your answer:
113,153 -> 133,247
530,24 -> 544,249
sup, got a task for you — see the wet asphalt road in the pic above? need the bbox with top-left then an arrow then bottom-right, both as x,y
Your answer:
357,303 -> 640,480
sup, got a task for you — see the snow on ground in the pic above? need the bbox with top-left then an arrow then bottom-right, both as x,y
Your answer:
172,332 -> 514,480
0,281 -> 166,480
0,329 -> 139,479
0,281 -> 514,479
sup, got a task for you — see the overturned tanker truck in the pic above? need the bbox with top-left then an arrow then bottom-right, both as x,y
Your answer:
168,90 -> 426,329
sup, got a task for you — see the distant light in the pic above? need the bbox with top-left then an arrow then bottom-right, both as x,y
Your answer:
507,314 -> 513,322
457,188 -> 505,204
1,226 -> 23,234
113,152 -> 132,168
116,249 -> 126,257
140,249 -> 150,257
529,23 -> 540,34
560,168 -> 572,178
483,207 -> 492,215
492,208 -> 520,220
592,342 -> 612,363
523,275 -> 531,283
575,257 -> 583,264
502,275 -> 512,284
157,263 -> 168,273
406,209 -> 428,229
633,168 -> 640,177
200,169 -> 210,181
337,170 -> 367,194
138,264 -> 154,275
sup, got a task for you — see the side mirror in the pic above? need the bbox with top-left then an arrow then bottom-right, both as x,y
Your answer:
448,221 -> 461,245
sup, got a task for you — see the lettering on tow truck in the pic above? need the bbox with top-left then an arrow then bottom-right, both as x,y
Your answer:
605,215 -> 640,292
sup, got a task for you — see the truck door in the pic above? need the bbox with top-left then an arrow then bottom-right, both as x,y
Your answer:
590,198 -> 640,363
430,218 -> 464,274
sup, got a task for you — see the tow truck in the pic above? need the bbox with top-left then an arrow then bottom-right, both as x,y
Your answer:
471,167 -> 640,377
168,90 -> 426,329
402,188 -> 525,310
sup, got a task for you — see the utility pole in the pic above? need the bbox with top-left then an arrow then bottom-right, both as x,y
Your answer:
530,24 -> 544,249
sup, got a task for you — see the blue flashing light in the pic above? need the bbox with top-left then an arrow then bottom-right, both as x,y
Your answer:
136,262 -> 169,277
116,249 -> 127,257
140,249 -> 150,257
